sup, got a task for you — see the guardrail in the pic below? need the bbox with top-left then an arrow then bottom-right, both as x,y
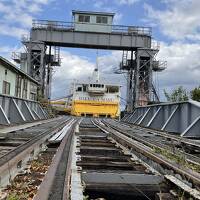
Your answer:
122,100 -> 200,138
32,19 -> 152,36
0,94 -> 49,125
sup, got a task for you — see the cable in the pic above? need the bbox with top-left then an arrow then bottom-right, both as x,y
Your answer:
119,175 -> 152,200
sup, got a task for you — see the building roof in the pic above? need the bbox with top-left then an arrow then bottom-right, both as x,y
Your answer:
72,10 -> 115,17
0,56 -> 39,84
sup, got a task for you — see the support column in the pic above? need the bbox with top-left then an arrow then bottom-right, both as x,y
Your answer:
24,40 -> 46,98
134,48 -> 158,107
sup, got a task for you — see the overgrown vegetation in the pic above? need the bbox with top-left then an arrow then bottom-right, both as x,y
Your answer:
164,86 -> 189,102
190,86 -> 200,102
7,193 -> 27,200
153,146 -> 200,173
164,85 -> 200,102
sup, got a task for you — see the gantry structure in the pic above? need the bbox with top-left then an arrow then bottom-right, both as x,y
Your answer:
13,10 -> 165,111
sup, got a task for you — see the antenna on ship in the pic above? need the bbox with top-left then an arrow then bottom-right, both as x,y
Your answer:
93,50 -> 100,82
96,50 -> 99,71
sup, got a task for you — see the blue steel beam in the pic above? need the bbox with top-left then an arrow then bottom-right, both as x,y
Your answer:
122,101 -> 200,137
0,94 -> 49,125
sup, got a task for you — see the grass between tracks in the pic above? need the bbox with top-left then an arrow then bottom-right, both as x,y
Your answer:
153,146 -> 200,173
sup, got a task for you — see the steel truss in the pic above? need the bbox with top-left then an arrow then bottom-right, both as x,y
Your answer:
122,101 -> 200,137
0,94 -> 48,125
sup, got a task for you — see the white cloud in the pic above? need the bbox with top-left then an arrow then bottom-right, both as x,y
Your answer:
144,0 -> 200,41
156,42 -> 200,99
51,50 -> 126,99
142,0 -> 200,100
113,13 -> 123,24
0,0 -> 52,38
94,1 -> 105,9
0,24 -> 28,39
118,0 -> 140,5
52,51 -> 95,98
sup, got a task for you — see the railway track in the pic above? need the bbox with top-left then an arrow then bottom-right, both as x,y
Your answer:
33,118 -> 182,199
1,117 -> 200,200
104,119 -> 200,168
34,117 -> 78,200
0,116 -> 74,188
95,118 -> 200,199
76,119 -> 167,200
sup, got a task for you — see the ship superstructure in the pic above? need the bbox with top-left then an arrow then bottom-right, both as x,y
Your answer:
71,67 -> 120,118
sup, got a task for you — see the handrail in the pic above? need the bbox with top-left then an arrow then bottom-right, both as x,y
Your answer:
32,19 -> 152,36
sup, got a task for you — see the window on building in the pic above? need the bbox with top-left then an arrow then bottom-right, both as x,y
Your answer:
30,83 -> 37,101
2,81 -> 10,95
15,75 -> 22,98
78,15 -> 90,23
96,16 -> 108,24
22,78 -> 28,99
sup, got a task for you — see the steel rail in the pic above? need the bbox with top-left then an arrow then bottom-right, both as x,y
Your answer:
94,120 -> 200,190
0,117 -> 72,167
33,119 -> 78,200
0,117 -> 62,134
118,120 -> 200,149
104,120 -> 200,168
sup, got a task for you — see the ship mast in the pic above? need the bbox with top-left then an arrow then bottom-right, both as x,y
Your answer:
93,50 -> 100,83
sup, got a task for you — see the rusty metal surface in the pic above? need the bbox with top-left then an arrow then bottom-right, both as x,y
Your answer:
0,117 -> 71,167
96,119 -> 200,190
77,118 -> 165,199
33,119 -> 78,200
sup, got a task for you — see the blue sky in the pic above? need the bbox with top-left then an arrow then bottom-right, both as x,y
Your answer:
0,0 -> 200,103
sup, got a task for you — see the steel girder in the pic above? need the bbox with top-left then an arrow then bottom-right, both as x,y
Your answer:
0,94 -> 48,125
122,100 -> 200,137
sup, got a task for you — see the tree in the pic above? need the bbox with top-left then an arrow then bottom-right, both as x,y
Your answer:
164,86 -> 189,102
191,86 -> 200,102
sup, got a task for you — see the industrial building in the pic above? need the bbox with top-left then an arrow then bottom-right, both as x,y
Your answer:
0,56 -> 38,101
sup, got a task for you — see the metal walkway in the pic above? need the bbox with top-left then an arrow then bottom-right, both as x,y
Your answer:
31,20 -> 151,50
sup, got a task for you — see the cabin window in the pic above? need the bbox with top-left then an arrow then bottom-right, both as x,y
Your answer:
2,81 -> 10,95
83,85 -> 86,92
77,87 -> 82,91
108,86 -> 119,93
78,15 -> 90,23
96,16 -> 108,24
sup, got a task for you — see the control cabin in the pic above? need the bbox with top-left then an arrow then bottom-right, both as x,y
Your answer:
72,10 -> 115,33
